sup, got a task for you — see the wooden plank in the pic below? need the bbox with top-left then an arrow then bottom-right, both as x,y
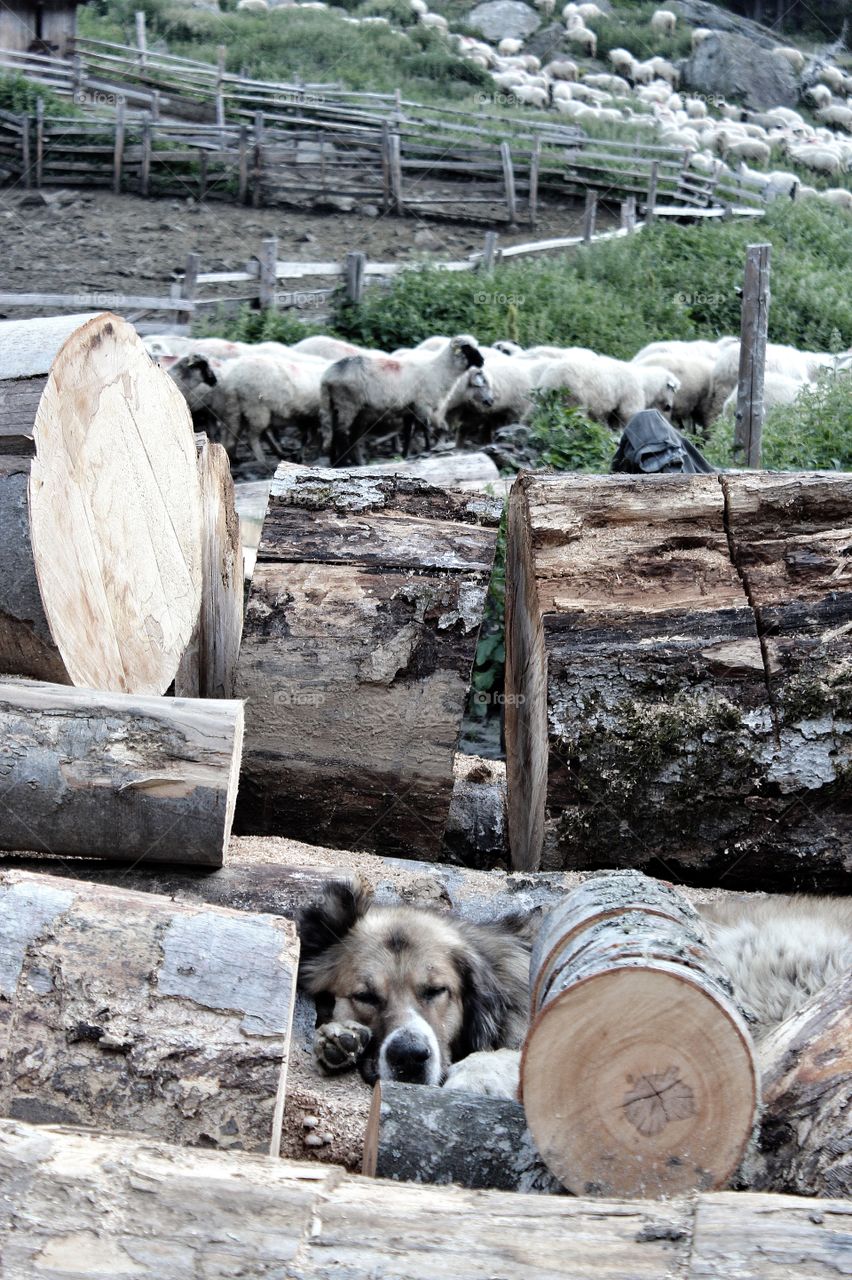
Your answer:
112,97 -> 125,194
0,871 -> 296,1153
0,376 -> 43,455
734,243 -> 771,468
140,113 -> 151,195
0,293 -> 195,311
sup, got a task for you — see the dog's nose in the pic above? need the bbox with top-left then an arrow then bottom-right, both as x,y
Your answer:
384,1031 -> 431,1081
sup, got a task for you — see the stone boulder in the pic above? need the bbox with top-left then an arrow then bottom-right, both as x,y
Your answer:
681,31 -> 799,112
467,0 -> 540,43
524,22 -> 569,64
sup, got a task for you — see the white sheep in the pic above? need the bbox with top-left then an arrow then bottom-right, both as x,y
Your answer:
819,65 -> 845,93
576,2 -> 604,20
292,335 -> 371,359
631,339 -> 730,428
563,24 -> 597,57
788,144 -> 843,175
499,37 -> 523,55
774,46 -> 805,74
216,355 -> 324,462
608,48 -> 637,79
804,83 -> 832,109
706,342 -> 841,423
820,187 -> 852,213
535,351 -> 647,428
562,2 -> 578,20
635,364 -> 682,416
721,372 -> 806,418
320,335 -> 485,465
685,96 -> 708,119
515,84 -> 548,108
236,0 -> 268,11
547,59 -> 578,81
167,353 -> 225,429
410,0 -> 428,11
691,27 -> 713,49
650,8 -> 676,35
632,61 -> 658,86
816,104 -> 852,132
649,56 -> 679,86
718,132 -> 771,166
420,11 -> 448,30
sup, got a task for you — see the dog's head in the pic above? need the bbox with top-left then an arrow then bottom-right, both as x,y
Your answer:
298,878 -> 528,1086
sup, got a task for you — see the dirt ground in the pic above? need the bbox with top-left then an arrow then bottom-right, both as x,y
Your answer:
0,186 -> 612,315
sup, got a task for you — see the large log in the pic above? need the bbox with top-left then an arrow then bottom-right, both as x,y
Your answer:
363,1079 -> 564,1193
175,436 -> 243,699
0,313 -> 202,693
750,968 -> 852,1198
520,871 -> 758,1199
0,679 -> 243,866
0,869 -> 298,1153
505,472 -> 852,887
235,464 -> 501,858
1,1121 -> 850,1280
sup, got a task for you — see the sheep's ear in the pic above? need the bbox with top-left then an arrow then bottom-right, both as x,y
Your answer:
297,876 -> 373,987
197,357 -> 218,386
459,343 -> 485,369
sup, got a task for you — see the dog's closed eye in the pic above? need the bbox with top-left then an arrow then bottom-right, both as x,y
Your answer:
351,991 -> 382,1007
420,986 -> 449,1002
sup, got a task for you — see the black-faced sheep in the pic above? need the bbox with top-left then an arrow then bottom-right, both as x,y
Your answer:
319,336 -> 485,466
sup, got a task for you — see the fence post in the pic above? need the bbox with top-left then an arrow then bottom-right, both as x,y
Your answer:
582,188 -> 597,244
258,236 -> 278,310
252,110 -> 264,209
150,89 -> 160,123
71,52 -> 83,104
198,150 -> 208,202
528,139 -> 540,231
645,160 -> 658,225
620,195 -> 636,233
480,230 -> 498,272
734,242 -> 771,470
344,251 -> 366,305
216,87 -> 226,151
112,97 -> 126,195
388,131 -> 403,215
135,10 -> 147,69
20,114 -> 31,189
381,121 -> 391,213
177,251 -> 200,328
238,124 -> 249,204
500,141 -> 516,227
34,97 -> 44,189
140,113 -> 151,197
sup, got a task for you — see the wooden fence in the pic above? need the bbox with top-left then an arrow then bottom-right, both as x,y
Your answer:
0,40 -> 771,223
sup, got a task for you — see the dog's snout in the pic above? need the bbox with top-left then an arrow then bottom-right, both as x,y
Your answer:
385,1030 -> 431,1080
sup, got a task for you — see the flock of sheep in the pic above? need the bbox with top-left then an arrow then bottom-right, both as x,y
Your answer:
148,330 -> 851,469
232,0 -> 852,211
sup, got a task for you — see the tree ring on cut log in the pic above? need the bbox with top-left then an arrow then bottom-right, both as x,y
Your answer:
27,313 -> 202,694
520,960 -> 758,1199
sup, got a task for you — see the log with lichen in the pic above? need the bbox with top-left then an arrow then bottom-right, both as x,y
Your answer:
505,472 -> 852,888
234,465 -> 501,859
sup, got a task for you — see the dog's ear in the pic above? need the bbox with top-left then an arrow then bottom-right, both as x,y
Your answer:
297,876 -> 373,991
450,944 -> 508,1058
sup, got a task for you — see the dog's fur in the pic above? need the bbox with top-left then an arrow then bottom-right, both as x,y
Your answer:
298,878 -> 852,1097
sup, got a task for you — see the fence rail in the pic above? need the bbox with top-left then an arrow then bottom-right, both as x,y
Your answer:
0,40 -> 770,224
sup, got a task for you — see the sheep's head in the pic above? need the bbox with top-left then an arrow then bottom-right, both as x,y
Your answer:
465,367 -> 494,408
494,340 -> 523,356
170,354 -> 218,389
449,336 -> 485,369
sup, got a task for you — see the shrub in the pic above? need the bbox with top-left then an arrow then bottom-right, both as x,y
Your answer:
703,371 -> 852,471
0,73 -> 80,117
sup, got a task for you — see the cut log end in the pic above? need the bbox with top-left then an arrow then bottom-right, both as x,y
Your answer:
521,962 -> 757,1199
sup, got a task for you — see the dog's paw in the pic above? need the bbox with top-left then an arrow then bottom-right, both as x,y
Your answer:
442,1048 -> 521,1100
313,1020 -> 371,1073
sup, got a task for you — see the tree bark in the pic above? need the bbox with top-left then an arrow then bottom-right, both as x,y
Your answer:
750,968 -> 852,1198
0,678 -> 243,866
505,472 -> 852,888
0,313 -> 202,694
0,869 -> 298,1154
363,1079 -> 564,1193
521,871 -> 758,1199
175,436 -> 243,699
235,464 -> 501,859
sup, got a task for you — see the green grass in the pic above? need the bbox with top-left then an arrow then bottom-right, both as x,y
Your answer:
0,73 -> 81,117
703,371 -> 852,471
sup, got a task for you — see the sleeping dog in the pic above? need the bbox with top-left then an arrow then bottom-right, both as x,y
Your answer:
298,876 -> 852,1098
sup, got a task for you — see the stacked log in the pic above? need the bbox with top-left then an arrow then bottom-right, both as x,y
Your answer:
505,472 -> 852,887
362,1079 -> 564,1194
0,679 -> 243,866
0,869 -> 299,1153
0,313 -> 202,694
520,871 -> 758,1198
235,464 -> 501,858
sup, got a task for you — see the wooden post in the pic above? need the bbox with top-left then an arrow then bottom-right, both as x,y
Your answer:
646,160 -> 659,224
198,149 -> 208,201
394,85 -> 402,125
480,230 -> 498,272
238,124 -> 249,204
135,9 -> 147,68
380,121 -> 391,213
582,188 -> 597,244
388,131 -> 403,215
258,236 -> 278,310
252,109 -> 264,209
20,115 -> 30,189
344,251 -> 366,305
140,113 -> 152,197
501,140 -> 516,226
734,243 -> 771,470
112,97 -> 126,195
71,51 -> 83,102
620,195 -> 635,232
528,139 -> 541,231
34,97 -> 43,190
150,88 -> 160,123
216,87 -> 226,151
178,252 -> 200,328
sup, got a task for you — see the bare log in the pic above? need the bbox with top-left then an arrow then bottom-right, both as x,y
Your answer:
235,465 -> 501,859
750,968 -> 852,1198
0,679 -> 243,866
521,871 -> 758,1198
363,1079 -> 564,1193
0,313 -> 202,694
505,472 -> 852,888
0,870 -> 298,1153
175,437 -> 243,699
